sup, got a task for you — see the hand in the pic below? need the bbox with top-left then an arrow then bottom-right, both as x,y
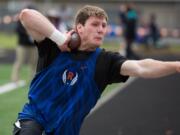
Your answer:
176,61 -> 180,73
58,30 -> 75,52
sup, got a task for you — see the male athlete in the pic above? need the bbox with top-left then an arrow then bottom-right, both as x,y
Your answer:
13,5 -> 180,135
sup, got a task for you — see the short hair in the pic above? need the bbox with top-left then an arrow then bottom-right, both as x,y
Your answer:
74,5 -> 108,26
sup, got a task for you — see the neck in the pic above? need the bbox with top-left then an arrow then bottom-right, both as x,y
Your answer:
78,44 -> 97,51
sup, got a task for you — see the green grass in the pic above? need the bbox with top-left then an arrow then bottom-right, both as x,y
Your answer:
0,64 -> 29,135
0,87 -> 28,135
101,42 -> 120,52
101,83 -> 121,97
169,45 -> 180,53
0,64 -> 29,85
0,32 -> 17,49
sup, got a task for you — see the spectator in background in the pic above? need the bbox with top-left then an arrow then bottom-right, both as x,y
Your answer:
119,3 -> 139,59
118,4 -> 127,56
11,5 -> 38,82
148,13 -> 160,48
118,4 -> 127,28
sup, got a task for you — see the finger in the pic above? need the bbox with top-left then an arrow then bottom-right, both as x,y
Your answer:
65,30 -> 74,40
67,47 -> 71,52
63,30 -> 75,45
66,30 -> 75,38
64,44 -> 71,52
176,62 -> 180,72
65,46 -> 71,52
177,66 -> 180,72
59,44 -> 71,52
69,29 -> 75,35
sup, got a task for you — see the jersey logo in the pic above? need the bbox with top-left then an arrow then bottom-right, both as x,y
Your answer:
62,69 -> 78,86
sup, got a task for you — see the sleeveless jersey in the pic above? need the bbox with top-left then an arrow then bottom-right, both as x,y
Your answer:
18,48 -> 102,135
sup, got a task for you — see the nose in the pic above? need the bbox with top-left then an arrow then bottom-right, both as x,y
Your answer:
97,25 -> 105,34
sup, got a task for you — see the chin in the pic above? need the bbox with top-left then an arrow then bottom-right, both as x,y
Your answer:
94,41 -> 103,47
94,44 -> 101,48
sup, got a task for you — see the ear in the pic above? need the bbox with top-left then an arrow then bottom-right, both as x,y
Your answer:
76,23 -> 83,34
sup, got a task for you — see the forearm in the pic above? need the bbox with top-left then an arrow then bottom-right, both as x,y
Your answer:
19,9 -> 67,46
121,59 -> 180,78
138,59 -> 178,78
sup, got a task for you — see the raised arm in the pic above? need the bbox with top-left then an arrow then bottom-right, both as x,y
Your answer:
19,9 -> 73,51
19,9 -> 56,41
121,59 -> 180,78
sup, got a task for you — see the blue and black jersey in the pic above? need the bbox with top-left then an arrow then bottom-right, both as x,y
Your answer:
36,38 -> 129,92
18,38 -> 129,135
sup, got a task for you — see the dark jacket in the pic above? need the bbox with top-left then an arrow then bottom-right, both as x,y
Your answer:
16,21 -> 35,46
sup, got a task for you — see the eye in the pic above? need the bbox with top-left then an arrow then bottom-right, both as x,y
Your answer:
92,23 -> 98,27
102,23 -> 107,28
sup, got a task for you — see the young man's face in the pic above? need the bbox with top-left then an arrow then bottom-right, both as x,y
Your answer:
77,16 -> 107,51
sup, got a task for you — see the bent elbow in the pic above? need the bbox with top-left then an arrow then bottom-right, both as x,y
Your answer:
19,9 -> 33,23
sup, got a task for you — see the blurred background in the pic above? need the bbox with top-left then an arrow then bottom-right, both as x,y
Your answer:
0,0 -> 180,50
0,0 -> 180,135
